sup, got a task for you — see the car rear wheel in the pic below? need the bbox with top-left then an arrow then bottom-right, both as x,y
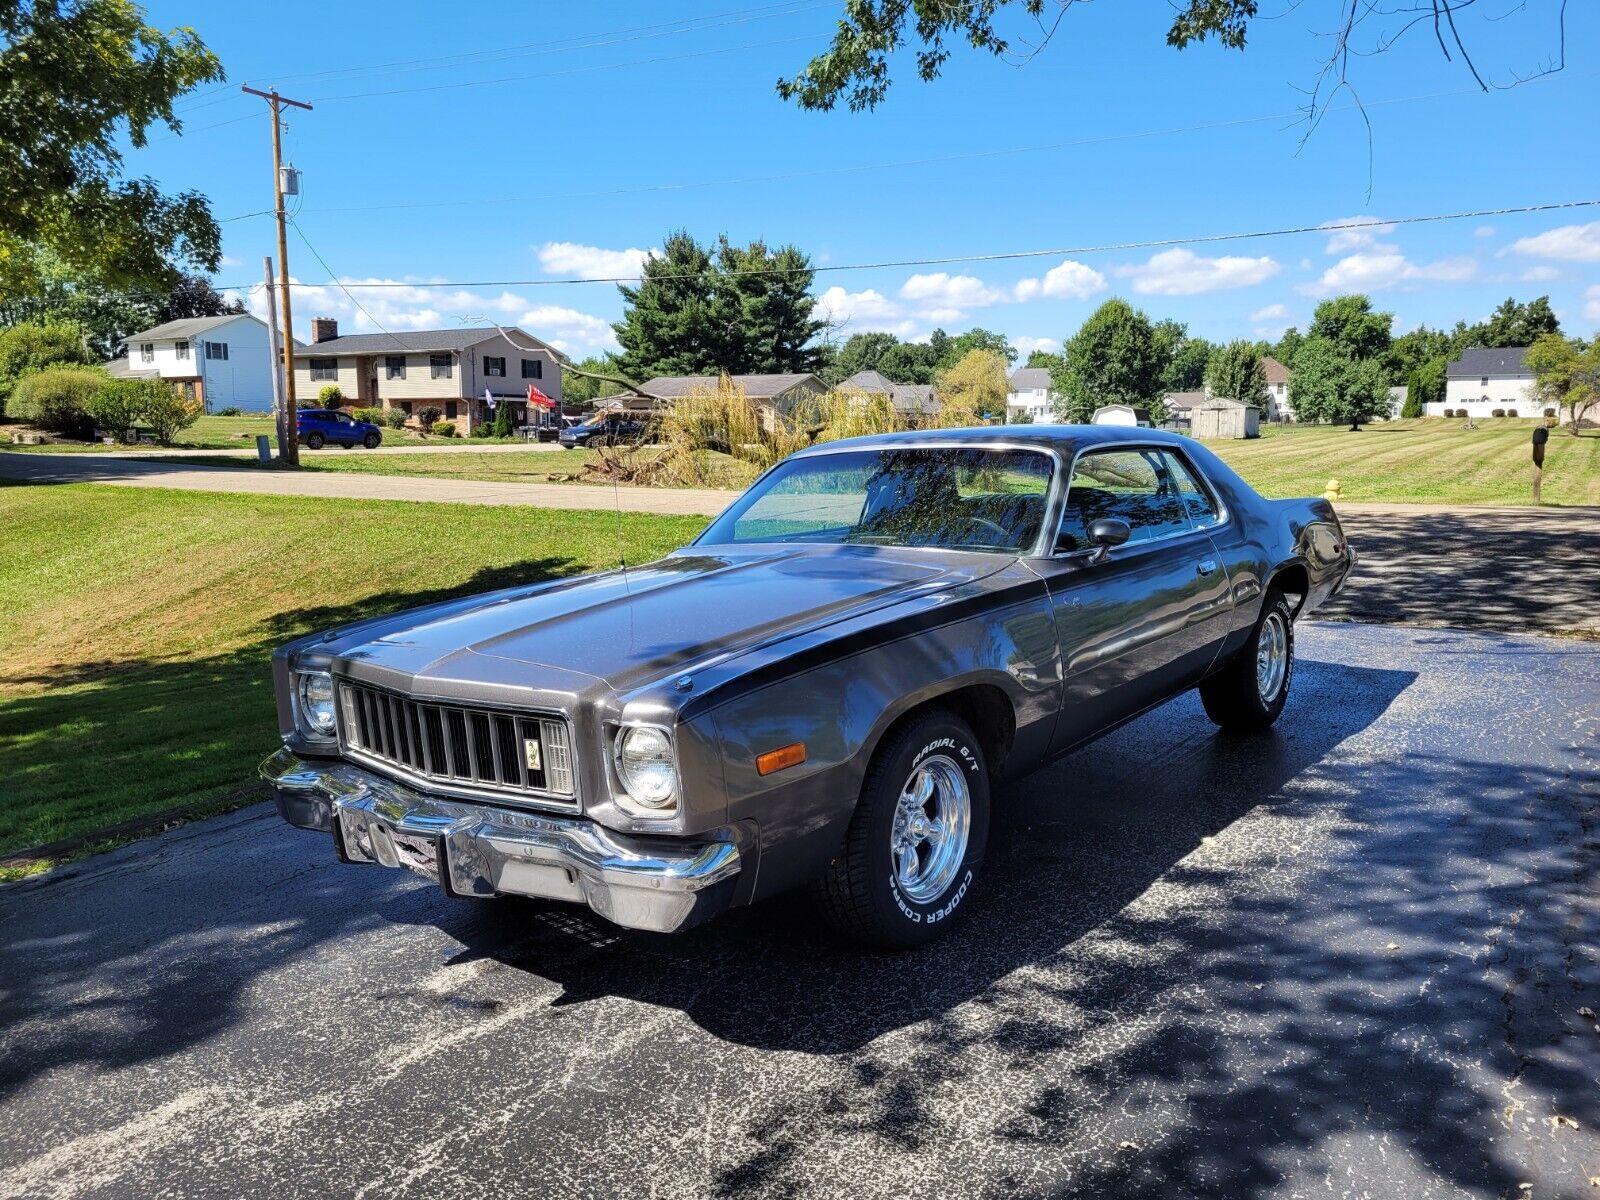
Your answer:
363,431 -> 380,449
817,708 -> 990,948
1200,590 -> 1294,732
304,432 -> 324,450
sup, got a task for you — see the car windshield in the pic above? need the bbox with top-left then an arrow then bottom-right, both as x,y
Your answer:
699,447 -> 1054,554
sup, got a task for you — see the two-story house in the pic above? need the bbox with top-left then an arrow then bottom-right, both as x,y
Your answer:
1005,367 -> 1060,423
290,319 -> 564,434
116,314 -> 277,412
1426,347 -> 1538,419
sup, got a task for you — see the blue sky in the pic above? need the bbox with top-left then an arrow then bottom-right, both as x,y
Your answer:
137,1 -> 1600,357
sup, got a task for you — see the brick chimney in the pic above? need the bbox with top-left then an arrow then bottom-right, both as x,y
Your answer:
311,317 -> 339,344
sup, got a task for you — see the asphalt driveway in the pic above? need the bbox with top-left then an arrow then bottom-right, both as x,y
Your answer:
1,623 -> 1596,1199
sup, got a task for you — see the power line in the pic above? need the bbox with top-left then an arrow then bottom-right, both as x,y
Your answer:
289,219 -> 416,354
255,199 -> 1600,291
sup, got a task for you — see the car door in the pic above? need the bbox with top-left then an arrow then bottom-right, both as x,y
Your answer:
1035,445 -> 1236,754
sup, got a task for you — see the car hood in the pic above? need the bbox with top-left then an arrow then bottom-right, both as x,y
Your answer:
335,544 -> 1008,697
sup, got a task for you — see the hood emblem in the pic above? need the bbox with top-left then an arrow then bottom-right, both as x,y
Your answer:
523,739 -> 542,771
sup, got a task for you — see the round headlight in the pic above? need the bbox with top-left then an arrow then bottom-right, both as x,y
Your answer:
615,726 -> 678,810
296,671 -> 337,736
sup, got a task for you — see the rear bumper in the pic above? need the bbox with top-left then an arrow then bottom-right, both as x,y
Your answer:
259,747 -> 741,933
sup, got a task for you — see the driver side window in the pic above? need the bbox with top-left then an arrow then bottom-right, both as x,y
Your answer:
1057,448 -> 1197,552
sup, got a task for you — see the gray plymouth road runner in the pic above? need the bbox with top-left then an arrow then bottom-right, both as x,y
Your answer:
262,426 -> 1353,947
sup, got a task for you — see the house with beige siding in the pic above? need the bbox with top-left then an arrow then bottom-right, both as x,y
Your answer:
290,319 -> 564,434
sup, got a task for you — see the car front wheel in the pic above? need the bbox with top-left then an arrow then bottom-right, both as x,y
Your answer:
818,708 -> 990,948
1200,590 -> 1295,732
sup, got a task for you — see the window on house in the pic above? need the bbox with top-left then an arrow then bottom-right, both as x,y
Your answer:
445,400 -> 458,420
484,356 -> 506,377
310,358 -> 338,381
139,343 -> 155,363
430,353 -> 452,379
521,358 -> 542,379
385,355 -> 406,380
205,341 -> 229,361
174,339 -> 190,360
1480,376 -> 1489,387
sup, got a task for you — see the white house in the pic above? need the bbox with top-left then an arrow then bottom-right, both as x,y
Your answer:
1426,347 -> 1538,419
1006,367 -> 1060,423
119,314 -> 278,413
1261,355 -> 1293,421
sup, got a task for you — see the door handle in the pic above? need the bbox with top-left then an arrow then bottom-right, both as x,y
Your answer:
1197,559 -> 1218,576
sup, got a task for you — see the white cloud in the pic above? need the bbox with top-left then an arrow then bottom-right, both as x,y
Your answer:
247,276 -> 616,353
1520,265 -> 1561,283
1474,225 -> 1496,239
1586,285 -> 1600,322
1249,303 -> 1290,321
535,241 -> 657,280
813,285 -> 904,326
1012,336 -> 1059,357
1508,222 -> 1600,264
1300,251 -> 1476,296
219,254 -> 241,268
1320,216 -> 1396,255
1116,248 -> 1279,295
1014,259 -> 1107,302
898,272 -> 1008,313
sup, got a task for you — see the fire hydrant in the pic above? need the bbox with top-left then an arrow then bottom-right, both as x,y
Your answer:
1322,478 -> 1342,502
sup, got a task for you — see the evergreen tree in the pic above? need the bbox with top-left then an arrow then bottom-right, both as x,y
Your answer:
1204,341 -> 1268,405
612,231 -> 722,379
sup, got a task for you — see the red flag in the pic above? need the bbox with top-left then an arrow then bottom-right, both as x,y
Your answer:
527,383 -> 555,410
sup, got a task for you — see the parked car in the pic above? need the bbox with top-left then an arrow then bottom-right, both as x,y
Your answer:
262,427 -> 1354,947
297,408 -> 382,450
558,412 -> 647,449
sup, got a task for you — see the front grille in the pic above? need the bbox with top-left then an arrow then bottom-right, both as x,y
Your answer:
337,680 -> 576,807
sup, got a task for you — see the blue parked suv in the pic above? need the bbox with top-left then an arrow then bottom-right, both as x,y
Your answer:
298,408 -> 382,450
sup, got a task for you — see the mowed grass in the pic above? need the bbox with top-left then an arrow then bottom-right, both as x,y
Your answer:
0,482 -> 703,863
1206,419 -> 1600,506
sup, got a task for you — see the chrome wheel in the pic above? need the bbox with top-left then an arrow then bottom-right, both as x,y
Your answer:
891,754 -> 971,904
1256,610 -> 1289,703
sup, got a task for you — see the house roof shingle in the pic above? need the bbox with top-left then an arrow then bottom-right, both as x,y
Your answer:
1008,367 -> 1053,391
1262,355 -> 1291,384
1447,346 -> 1530,379
839,369 -> 896,394
122,314 -> 257,344
1162,390 -> 1207,411
293,326 -> 564,360
638,374 -> 824,399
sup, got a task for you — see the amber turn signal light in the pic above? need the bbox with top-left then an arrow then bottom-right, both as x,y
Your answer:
756,742 -> 807,776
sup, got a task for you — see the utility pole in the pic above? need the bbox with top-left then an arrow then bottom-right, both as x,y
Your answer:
242,85 -> 312,467
263,256 -> 286,459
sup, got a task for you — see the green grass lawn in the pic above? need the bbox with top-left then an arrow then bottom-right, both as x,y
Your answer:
0,482 -> 703,867
1205,418 -> 1599,506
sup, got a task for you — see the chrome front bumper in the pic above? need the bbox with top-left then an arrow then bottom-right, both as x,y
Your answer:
260,747 -> 741,933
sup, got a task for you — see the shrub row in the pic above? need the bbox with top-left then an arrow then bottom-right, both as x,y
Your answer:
9,368 -> 202,444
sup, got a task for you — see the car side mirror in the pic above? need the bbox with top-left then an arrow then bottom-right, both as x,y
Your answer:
1086,517 -> 1131,563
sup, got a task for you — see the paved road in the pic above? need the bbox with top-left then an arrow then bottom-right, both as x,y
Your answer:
2,624 -> 1595,1199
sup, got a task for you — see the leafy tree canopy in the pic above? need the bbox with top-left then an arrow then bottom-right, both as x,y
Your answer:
613,231 -> 825,380
1307,294 -> 1392,362
561,355 -> 628,406
1287,336 -> 1394,430
1481,295 -> 1561,348
1272,327 -> 1305,369
1052,298 -> 1166,423
1526,332 -> 1599,434
934,348 -> 1009,425
1024,348 -> 1063,370
1153,319 -> 1213,392
0,0 -> 224,289
826,330 -> 901,384
942,327 -> 1016,367
1204,340 -> 1268,405
0,321 -> 94,413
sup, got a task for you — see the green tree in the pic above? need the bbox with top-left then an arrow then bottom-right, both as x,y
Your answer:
139,379 -> 203,444
1287,337 -> 1394,430
1154,320 -> 1213,392
0,1 -> 224,289
933,349 -> 1009,425
1410,356 -> 1447,411
1052,299 -> 1165,423
1272,326 -> 1305,369
1385,325 -> 1452,386
1401,373 -> 1424,419
1526,333 -> 1600,435
613,231 -> 722,379
0,321 -> 93,415
876,339 -> 939,385
1307,295 -> 1392,362
1481,296 -> 1561,348
1204,341 -> 1268,405
714,235 -> 825,374
562,355 -> 626,405
87,375 -> 165,441
940,327 -> 1016,369
825,330 -> 901,383
1024,348 -> 1062,370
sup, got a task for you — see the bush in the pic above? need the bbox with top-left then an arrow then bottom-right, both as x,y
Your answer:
141,384 -> 205,444
1491,408 -> 1506,418
8,367 -> 106,437
88,378 -> 159,442
1507,409 -> 1519,418
0,323 -> 94,418
318,385 -> 344,406
431,420 -> 456,437
1544,407 -> 1557,418
213,405 -> 243,417
352,406 -> 384,425
380,408 -> 407,429
417,405 -> 442,429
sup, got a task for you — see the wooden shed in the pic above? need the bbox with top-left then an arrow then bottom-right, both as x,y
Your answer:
1192,396 -> 1261,440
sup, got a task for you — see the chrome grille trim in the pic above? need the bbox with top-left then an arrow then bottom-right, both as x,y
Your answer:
336,680 -> 577,811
